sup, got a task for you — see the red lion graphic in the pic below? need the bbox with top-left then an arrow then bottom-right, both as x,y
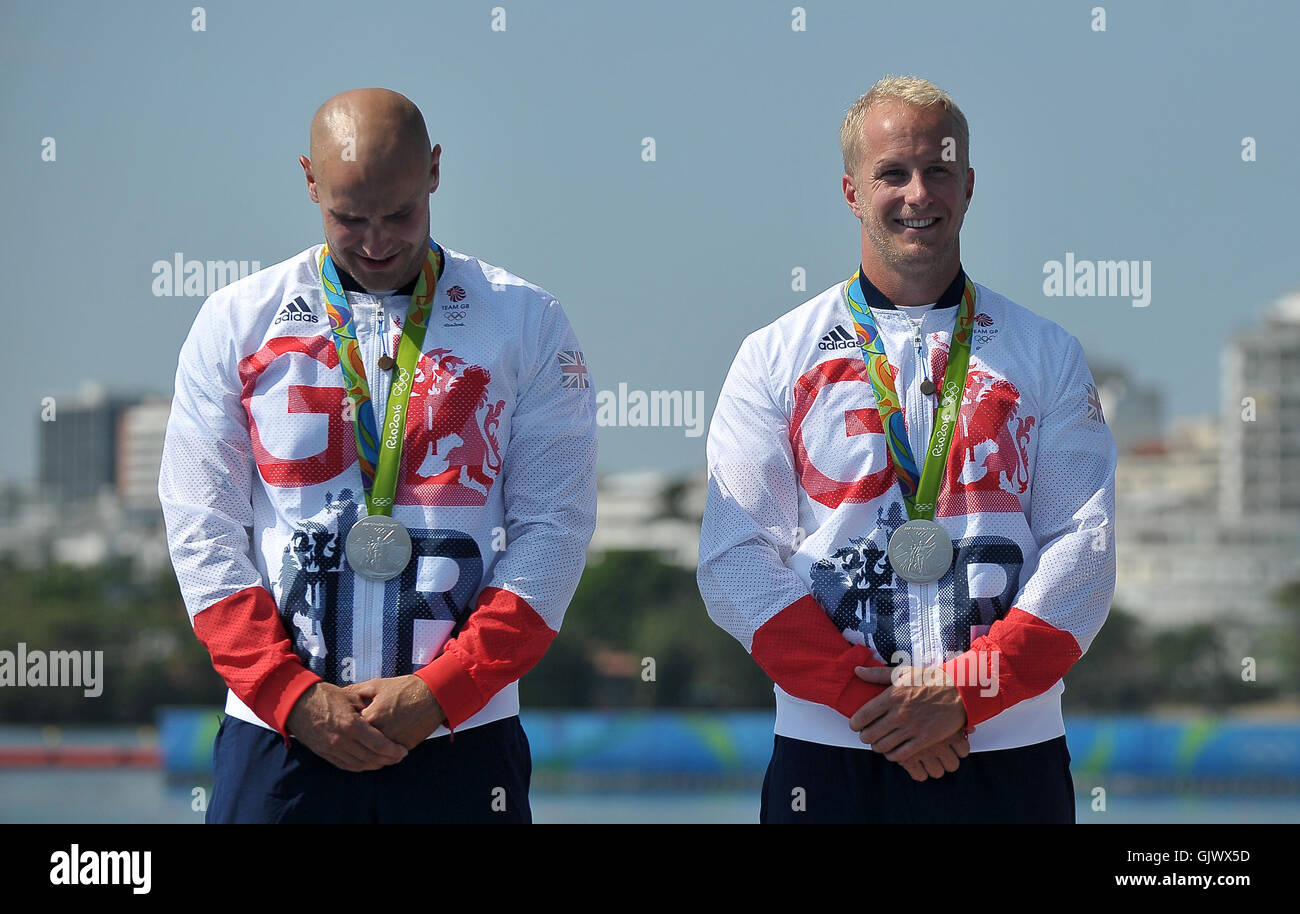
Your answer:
929,355 -> 1035,515
403,353 -> 506,506
958,371 -> 1030,494
429,367 -> 498,487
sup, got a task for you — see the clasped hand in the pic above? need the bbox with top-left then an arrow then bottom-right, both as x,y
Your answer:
286,676 -> 445,772
849,665 -> 970,782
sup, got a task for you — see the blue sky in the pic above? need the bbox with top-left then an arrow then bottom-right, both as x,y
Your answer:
3,0 -> 1298,482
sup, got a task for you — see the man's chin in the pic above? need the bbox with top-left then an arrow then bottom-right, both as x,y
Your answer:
889,239 -> 954,267
888,249 -> 943,269
343,254 -> 415,288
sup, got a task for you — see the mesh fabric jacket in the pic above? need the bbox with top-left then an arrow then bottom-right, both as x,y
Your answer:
160,244 -> 597,739
698,277 -> 1116,751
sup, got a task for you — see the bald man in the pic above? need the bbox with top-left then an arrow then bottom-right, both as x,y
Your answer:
160,88 -> 598,823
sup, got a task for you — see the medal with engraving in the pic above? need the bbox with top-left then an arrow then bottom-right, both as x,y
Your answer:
345,515 -> 414,581
845,271 -> 977,583
886,518 -> 955,584
319,238 -> 444,580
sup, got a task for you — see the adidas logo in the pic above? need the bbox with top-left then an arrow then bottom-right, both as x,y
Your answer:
274,296 -> 319,325
818,324 -> 858,350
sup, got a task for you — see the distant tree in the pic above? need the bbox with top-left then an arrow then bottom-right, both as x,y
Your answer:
1062,605 -> 1156,712
523,551 -> 773,708
1062,602 -> 1280,713
1269,581 -> 1300,687
0,559 -> 223,724
656,479 -> 691,520
1147,621 -> 1254,709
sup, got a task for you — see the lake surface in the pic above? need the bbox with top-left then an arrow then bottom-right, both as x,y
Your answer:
2,768 -> 1297,824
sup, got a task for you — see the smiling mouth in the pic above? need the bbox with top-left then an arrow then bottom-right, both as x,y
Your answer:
357,252 -> 399,268
896,217 -> 939,230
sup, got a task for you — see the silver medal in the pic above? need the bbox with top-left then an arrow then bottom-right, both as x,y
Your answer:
345,515 -> 413,581
887,519 -> 954,584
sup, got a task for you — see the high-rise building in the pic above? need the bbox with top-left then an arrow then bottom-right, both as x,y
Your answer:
37,384 -> 132,503
1220,290 -> 1300,520
1113,416 -> 1300,627
117,399 -> 171,512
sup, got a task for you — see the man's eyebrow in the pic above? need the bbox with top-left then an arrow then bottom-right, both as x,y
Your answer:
330,206 -> 413,220
872,156 -> 952,171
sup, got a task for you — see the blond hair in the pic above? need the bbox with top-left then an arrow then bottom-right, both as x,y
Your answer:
840,75 -> 970,177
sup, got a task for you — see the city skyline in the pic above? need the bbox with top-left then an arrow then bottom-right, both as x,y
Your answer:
4,0 -> 1299,484
10,282 -> 1300,635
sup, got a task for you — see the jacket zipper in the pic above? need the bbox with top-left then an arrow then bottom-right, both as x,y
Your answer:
910,319 -> 938,667
363,299 -> 386,680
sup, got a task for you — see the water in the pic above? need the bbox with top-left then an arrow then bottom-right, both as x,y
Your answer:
1,769 -> 1297,823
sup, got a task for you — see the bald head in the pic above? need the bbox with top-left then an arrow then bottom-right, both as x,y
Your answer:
308,88 -> 431,180
300,88 -> 441,292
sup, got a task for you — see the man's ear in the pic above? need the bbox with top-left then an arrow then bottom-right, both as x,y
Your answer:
428,144 -> 442,195
299,154 -> 320,203
843,172 -> 862,219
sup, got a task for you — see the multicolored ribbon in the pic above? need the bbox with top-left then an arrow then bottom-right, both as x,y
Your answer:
844,270 -> 976,519
318,238 -> 444,514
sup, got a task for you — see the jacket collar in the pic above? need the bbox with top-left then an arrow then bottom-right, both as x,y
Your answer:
335,263 -> 421,297
857,264 -> 966,311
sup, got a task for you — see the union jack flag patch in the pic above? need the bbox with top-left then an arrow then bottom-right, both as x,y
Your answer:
1084,383 -> 1105,423
558,349 -> 590,389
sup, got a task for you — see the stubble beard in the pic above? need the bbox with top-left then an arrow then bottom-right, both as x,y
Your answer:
862,212 -> 957,279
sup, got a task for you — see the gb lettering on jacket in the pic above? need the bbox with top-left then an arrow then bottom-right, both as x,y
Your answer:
793,325 -> 1039,518
240,306 -> 509,507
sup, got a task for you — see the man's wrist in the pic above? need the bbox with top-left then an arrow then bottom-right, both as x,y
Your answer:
409,672 -> 446,726
949,686 -> 973,736
261,664 -> 324,738
414,649 -> 482,730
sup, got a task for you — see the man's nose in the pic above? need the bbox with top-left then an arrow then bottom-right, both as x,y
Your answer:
904,170 -> 933,207
360,224 -> 393,257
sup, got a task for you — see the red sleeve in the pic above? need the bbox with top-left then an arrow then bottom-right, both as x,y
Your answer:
941,607 -> 1082,729
191,585 -> 321,740
413,586 -> 556,730
751,594 -> 890,719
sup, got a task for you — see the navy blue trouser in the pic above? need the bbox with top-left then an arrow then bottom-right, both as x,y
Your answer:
760,734 -> 1075,824
208,715 -> 532,824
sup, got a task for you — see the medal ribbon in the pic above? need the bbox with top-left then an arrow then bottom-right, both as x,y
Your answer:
844,271 -> 976,520
319,238 -> 443,516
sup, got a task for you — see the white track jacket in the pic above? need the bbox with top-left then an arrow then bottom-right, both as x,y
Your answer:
160,244 -> 597,739
698,269 -> 1116,751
